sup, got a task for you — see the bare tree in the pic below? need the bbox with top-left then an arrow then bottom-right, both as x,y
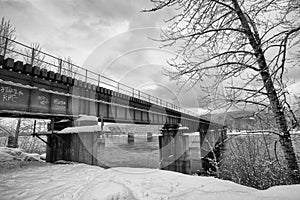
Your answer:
0,119 -> 13,137
56,56 -> 78,78
3,118 -> 33,148
220,133 -> 293,189
0,17 -> 16,57
145,0 -> 300,183
11,118 -> 21,148
23,42 -> 45,68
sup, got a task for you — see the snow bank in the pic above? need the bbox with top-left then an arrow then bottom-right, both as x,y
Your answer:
76,115 -> 99,122
0,147 -> 42,162
0,163 -> 299,200
58,125 -> 102,134
0,151 -> 17,162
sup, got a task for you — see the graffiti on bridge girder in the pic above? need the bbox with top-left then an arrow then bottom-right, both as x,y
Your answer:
0,86 -> 24,103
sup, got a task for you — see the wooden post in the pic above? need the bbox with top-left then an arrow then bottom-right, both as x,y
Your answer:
3,37 -> 8,58
85,69 -> 88,83
31,48 -> 35,67
98,74 -> 101,87
159,124 -> 191,174
100,116 -> 104,131
58,59 -> 62,74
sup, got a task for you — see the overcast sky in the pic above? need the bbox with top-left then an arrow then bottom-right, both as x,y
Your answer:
0,0 -> 207,113
1,0 -> 299,114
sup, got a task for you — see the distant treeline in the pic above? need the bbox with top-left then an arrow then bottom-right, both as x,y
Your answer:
201,110 -> 299,131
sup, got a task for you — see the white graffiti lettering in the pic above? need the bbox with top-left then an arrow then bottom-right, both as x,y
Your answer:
54,98 -> 66,106
38,95 -> 49,105
0,86 -> 24,103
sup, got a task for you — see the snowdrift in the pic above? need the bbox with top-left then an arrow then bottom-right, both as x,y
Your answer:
0,147 -> 299,200
0,147 -> 42,162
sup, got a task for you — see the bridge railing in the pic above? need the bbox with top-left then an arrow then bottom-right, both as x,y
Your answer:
0,36 -> 198,117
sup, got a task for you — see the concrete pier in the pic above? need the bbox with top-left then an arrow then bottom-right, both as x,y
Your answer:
128,132 -> 134,144
46,116 -> 102,166
159,124 -> 191,174
146,132 -> 153,142
97,133 -> 105,151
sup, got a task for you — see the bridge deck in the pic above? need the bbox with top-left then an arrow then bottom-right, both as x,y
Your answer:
0,55 -> 225,132
0,36 -> 225,132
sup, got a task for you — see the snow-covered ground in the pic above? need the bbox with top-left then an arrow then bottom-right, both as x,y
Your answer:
0,147 -> 42,162
0,148 -> 299,200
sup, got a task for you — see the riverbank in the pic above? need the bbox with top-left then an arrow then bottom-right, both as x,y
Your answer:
0,147 -> 299,200
1,162 -> 299,200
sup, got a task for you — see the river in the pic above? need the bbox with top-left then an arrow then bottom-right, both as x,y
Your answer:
96,133 -> 202,173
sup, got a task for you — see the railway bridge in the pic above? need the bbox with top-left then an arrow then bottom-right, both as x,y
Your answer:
0,37 -> 226,174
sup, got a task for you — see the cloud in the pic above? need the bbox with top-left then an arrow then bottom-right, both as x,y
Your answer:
82,28 -> 203,108
0,0 -> 202,109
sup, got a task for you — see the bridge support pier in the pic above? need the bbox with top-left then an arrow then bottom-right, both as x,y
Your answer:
146,132 -> 153,142
97,133 -> 106,153
199,128 -> 227,175
159,124 -> 191,174
128,132 -> 134,144
46,117 -> 104,166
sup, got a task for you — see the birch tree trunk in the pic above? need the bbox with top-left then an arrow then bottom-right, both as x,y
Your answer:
232,0 -> 299,183
146,0 -> 300,183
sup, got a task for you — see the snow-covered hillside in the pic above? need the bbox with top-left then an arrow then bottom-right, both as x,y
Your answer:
0,148 -> 299,200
